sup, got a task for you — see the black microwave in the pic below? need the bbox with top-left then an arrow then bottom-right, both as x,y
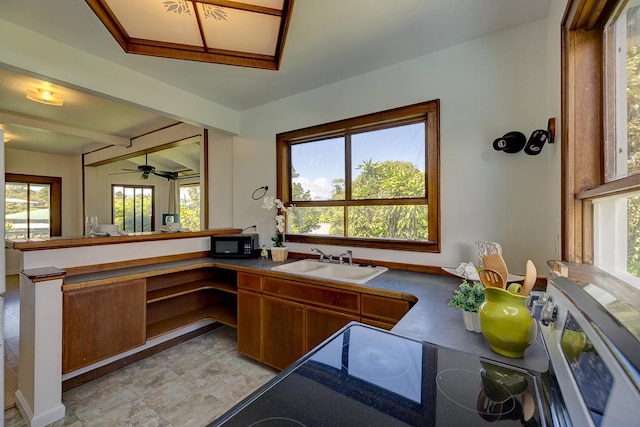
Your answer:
211,233 -> 259,258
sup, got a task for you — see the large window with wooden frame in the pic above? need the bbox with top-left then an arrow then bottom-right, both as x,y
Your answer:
563,0 -> 640,287
5,173 -> 62,239
112,184 -> 154,232
276,100 -> 440,252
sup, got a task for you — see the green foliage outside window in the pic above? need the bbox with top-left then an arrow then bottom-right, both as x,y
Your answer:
113,185 -> 153,232
179,185 -> 201,230
290,159 -> 427,239
627,42 -> 640,276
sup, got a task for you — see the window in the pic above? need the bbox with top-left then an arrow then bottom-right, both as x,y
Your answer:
112,185 -> 154,232
276,100 -> 440,251
179,183 -> 200,230
563,0 -> 640,286
5,173 -> 61,239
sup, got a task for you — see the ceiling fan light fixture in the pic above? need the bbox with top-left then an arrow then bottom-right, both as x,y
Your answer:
26,88 -> 64,106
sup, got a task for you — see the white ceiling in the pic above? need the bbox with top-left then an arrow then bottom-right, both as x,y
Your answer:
0,0 -> 551,157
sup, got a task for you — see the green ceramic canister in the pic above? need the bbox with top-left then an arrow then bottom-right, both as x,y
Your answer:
479,287 -> 537,358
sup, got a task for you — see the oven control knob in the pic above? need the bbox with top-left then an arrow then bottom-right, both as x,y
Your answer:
527,292 -> 557,326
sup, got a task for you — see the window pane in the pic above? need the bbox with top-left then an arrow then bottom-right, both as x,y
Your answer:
179,184 -> 200,230
5,182 -> 51,239
607,1 -> 640,180
290,206 -> 344,236
113,186 -> 124,230
30,184 -> 50,238
5,183 -> 29,239
291,138 -> 345,201
351,123 -> 425,199
113,185 -> 153,232
629,194 -> 640,277
348,205 -> 428,240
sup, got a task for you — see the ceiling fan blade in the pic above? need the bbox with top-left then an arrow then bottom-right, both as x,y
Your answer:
153,170 -> 178,180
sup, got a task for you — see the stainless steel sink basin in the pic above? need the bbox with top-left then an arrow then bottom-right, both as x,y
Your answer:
271,259 -> 388,284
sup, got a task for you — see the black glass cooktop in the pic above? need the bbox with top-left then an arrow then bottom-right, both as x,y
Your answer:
212,323 -> 546,426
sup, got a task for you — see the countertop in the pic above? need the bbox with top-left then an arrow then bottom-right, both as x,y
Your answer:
6,228 -> 242,251
209,257 -> 550,374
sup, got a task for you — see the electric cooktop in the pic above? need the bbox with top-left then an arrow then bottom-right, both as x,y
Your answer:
212,323 -> 549,426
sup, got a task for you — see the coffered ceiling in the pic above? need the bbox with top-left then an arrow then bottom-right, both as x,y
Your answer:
0,0 -> 551,157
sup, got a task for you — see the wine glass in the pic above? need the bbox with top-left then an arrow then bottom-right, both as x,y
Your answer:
86,216 -> 98,236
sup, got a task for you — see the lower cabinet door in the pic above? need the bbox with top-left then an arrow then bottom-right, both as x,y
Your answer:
237,290 -> 262,361
305,306 -> 359,352
63,278 -> 146,373
261,295 -> 305,370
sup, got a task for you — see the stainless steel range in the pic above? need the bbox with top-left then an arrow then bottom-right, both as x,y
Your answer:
532,271 -> 640,426
212,270 -> 640,426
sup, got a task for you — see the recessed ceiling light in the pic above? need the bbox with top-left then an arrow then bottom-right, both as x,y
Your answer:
26,88 -> 64,106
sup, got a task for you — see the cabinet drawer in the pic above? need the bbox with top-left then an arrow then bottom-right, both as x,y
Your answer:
264,277 -> 360,314
361,294 -> 410,323
238,272 -> 263,292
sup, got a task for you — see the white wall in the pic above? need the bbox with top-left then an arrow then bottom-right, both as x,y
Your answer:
6,149 -> 83,235
208,132 -> 234,228
5,148 -> 83,273
2,10 -> 567,275
0,18 -> 239,135
235,19 -> 556,273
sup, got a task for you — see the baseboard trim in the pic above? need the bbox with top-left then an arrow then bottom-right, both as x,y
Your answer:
62,323 -> 223,392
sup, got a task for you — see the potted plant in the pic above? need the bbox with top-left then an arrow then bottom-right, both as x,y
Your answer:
262,195 -> 294,261
448,279 -> 485,332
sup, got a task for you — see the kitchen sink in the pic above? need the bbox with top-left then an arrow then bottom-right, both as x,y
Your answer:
271,259 -> 388,284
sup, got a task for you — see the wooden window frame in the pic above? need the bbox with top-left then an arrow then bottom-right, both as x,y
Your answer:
561,0 -> 620,263
276,100 -> 440,252
5,173 -> 62,237
111,184 -> 155,232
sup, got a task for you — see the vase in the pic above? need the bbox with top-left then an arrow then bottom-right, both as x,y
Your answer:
462,310 -> 482,333
270,246 -> 288,262
478,287 -> 537,358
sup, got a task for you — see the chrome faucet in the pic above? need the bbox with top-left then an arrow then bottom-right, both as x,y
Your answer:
311,247 -> 331,262
339,250 -> 353,265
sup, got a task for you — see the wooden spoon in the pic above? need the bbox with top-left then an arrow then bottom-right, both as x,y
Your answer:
483,253 -> 509,287
522,260 -> 537,295
478,269 -> 505,288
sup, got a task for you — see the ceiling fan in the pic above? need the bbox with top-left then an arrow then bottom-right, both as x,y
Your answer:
123,154 -> 179,180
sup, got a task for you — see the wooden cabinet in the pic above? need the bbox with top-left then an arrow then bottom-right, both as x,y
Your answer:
361,294 -> 412,330
237,273 -> 263,360
238,275 -> 362,370
146,268 -> 237,339
63,278 -> 146,373
261,295 -> 306,370
305,305 -> 359,352
62,262 -> 414,375
263,277 -> 360,314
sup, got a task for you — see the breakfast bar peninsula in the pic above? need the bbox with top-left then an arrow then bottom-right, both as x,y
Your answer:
7,229 -> 242,427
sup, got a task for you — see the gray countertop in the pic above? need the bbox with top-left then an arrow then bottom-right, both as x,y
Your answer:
211,257 -> 550,374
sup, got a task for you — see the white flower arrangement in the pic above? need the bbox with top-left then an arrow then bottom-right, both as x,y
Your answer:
262,196 -> 294,247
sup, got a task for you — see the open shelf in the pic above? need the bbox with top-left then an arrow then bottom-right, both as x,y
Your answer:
146,304 -> 237,340
147,279 -> 237,303
145,267 -> 239,340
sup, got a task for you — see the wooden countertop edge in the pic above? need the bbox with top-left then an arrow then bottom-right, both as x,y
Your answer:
21,266 -> 67,282
62,256 -> 418,301
7,228 -> 242,251
62,260 -> 217,292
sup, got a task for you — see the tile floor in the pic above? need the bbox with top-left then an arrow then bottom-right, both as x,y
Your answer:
4,278 -> 276,427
